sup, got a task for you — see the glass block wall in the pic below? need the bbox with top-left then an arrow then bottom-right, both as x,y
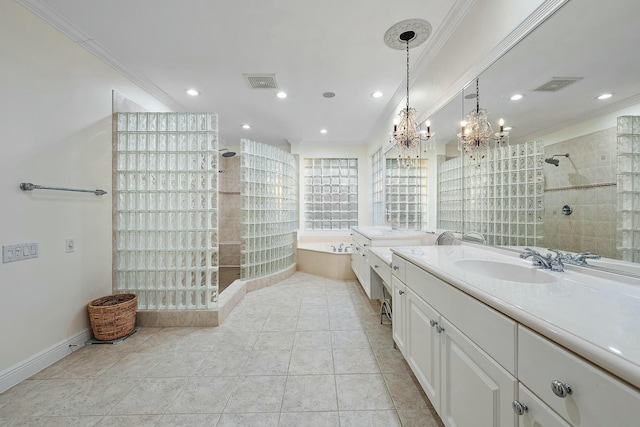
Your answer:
114,112 -> 219,310
241,139 -> 298,279
303,158 -> 358,230
438,140 -> 544,246
437,156 -> 464,232
371,149 -> 385,226
385,158 -> 428,230
617,116 -> 640,262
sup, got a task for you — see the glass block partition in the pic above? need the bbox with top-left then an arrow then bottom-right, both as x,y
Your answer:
438,140 -> 544,246
302,158 -> 358,230
464,141 -> 544,246
617,116 -> 640,262
371,149 -> 385,226
437,156 -> 464,232
114,113 -> 219,309
241,139 -> 298,279
386,158 -> 428,230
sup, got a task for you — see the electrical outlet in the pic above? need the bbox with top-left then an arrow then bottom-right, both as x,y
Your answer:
65,239 -> 75,253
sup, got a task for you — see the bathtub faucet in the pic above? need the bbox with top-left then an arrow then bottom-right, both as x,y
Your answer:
331,245 -> 337,253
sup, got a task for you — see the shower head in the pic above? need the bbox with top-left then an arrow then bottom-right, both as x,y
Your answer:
219,148 -> 236,157
544,153 -> 569,166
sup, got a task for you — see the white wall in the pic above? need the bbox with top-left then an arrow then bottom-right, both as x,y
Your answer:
0,1 -> 169,386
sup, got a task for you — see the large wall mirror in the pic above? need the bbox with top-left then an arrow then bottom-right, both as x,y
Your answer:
431,0 -> 640,275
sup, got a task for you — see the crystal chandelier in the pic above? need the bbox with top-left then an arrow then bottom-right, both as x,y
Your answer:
390,30 -> 434,161
458,78 -> 508,159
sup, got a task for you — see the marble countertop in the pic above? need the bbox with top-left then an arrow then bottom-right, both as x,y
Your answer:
351,226 -> 426,240
391,244 -> 640,389
367,247 -> 393,267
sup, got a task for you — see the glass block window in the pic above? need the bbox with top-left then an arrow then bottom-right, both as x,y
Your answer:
617,116 -> 640,262
385,158 -> 427,230
371,149 -> 385,226
303,158 -> 358,230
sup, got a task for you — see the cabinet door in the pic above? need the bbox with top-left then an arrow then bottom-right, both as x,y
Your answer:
391,276 -> 407,356
515,383 -> 570,427
406,287 -> 441,410
440,317 -> 517,427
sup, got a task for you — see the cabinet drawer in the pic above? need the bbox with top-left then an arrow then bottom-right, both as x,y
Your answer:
369,251 -> 391,289
518,326 -> 640,427
516,383 -> 570,427
391,254 -> 406,283
352,232 -> 371,248
406,261 -> 516,375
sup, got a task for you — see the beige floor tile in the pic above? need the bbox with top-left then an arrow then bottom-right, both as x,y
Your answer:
288,349 -> 334,375
100,352 -> 165,378
365,327 -> 395,348
397,409 -> 445,427
333,348 -> 380,374
281,375 -> 338,412
108,377 -> 187,415
268,304 -> 301,317
373,348 -> 412,373
166,376 -> 237,414
147,351 -> 207,377
243,350 -> 291,376
253,331 -> 295,350
330,316 -> 365,330
296,316 -> 330,331
339,410 -> 402,427
156,413 -> 221,427
383,372 -> 431,410
220,317 -> 267,332
197,350 -> 250,376
279,411 -> 340,426
294,331 -> 332,349
224,376 -> 286,413
331,330 -> 371,349
335,374 -> 394,411
299,305 -> 330,317
217,412 -> 279,426
262,317 -> 298,331
215,331 -> 260,351
15,416 -> 103,426
95,415 -> 161,426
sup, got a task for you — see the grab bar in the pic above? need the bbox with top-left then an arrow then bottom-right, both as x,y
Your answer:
20,182 -> 107,196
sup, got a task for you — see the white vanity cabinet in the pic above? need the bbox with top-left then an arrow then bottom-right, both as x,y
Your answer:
350,240 -> 370,296
514,384 -> 571,427
400,258 -> 517,427
517,326 -> 640,427
391,276 -> 407,356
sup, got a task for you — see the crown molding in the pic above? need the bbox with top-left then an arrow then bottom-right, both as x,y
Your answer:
16,0 -> 185,112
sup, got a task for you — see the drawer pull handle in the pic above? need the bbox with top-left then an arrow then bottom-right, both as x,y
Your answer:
512,400 -> 528,415
398,290 -> 405,295
429,319 -> 437,327
374,264 -> 379,268
436,325 -> 445,334
551,380 -> 572,398
393,266 -> 399,270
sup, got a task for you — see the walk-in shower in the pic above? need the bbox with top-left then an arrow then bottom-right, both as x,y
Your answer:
544,153 -> 569,166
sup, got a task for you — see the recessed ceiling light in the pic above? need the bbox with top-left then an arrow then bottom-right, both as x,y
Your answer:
323,92 -> 336,98
276,91 -> 287,99
504,126 -> 513,131
597,93 -> 613,100
241,124 -> 251,129
371,91 -> 383,98
510,94 -> 523,101
186,89 -> 199,96
320,129 -> 328,134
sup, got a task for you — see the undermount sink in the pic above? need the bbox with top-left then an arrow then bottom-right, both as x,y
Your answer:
454,259 -> 557,284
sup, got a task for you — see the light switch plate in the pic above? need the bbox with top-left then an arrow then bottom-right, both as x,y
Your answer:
65,239 -> 75,253
3,242 -> 38,263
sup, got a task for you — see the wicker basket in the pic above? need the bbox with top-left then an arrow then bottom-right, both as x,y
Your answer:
88,293 -> 137,341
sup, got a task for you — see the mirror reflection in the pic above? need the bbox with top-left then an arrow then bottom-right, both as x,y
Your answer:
430,0 -> 640,274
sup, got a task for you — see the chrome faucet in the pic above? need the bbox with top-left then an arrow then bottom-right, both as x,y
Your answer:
564,251 -> 601,266
331,245 -> 337,253
520,248 -> 564,272
338,243 -> 345,252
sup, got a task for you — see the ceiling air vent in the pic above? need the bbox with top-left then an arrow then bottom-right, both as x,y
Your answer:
532,77 -> 583,92
244,74 -> 278,89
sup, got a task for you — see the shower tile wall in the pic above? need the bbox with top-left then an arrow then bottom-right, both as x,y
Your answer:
220,155 -> 241,266
543,127 -> 617,257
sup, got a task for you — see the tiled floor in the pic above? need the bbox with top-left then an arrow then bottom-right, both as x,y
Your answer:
0,272 -> 444,427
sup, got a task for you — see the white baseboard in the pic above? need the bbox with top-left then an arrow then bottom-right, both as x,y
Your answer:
0,329 -> 90,394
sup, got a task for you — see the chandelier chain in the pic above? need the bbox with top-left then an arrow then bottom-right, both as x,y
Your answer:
405,39 -> 410,117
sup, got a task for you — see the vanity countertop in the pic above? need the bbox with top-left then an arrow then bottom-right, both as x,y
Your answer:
351,226 -> 426,239
391,244 -> 640,389
367,247 -> 393,267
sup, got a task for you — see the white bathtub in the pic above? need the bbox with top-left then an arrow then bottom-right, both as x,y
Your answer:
297,240 -> 356,280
